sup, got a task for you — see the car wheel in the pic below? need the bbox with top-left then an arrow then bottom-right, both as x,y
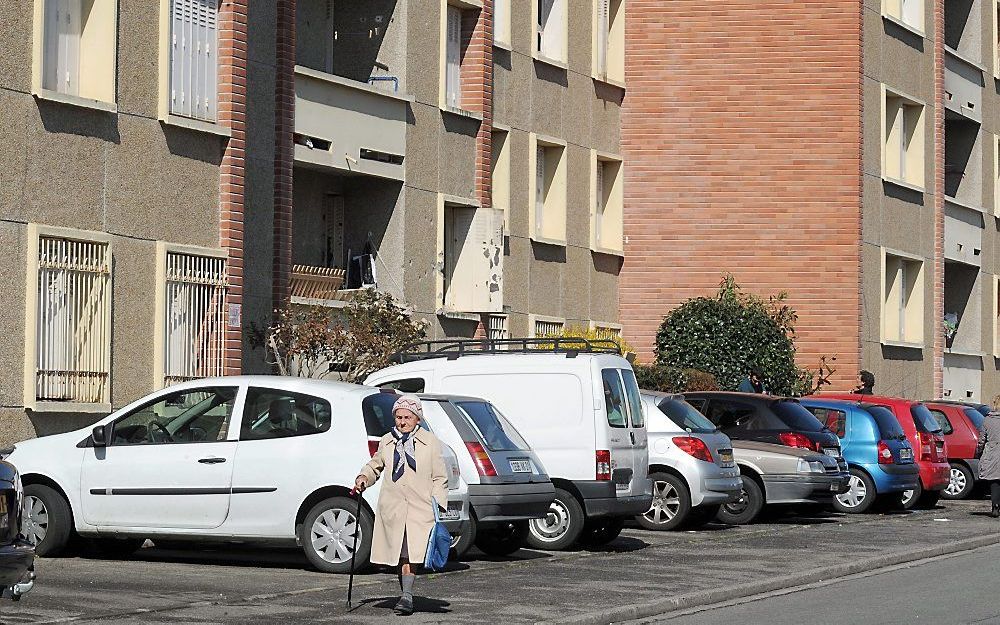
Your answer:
919,490 -> 942,508
716,476 -> 764,525
23,484 -> 72,557
526,487 -> 585,550
685,504 -> 722,528
578,517 -> 625,547
833,469 -> 877,514
635,472 -> 691,531
300,496 -> 374,574
475,520 -> 529,557
90,537 -> 144,559
900,480 -> 923,510
449,517 -> 477,560
943,463 -> 975,500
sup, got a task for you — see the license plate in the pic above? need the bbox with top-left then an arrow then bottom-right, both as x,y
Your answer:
615,482 -> 629,491
900,448 -> 913,461
823,448 -> 840,457
440,508 -> 461,521
830,483 -> 841,492
509,459 -> 532,473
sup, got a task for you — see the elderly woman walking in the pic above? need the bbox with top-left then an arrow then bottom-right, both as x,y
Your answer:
976,396 -> 1000,518
355,394 -> 448,615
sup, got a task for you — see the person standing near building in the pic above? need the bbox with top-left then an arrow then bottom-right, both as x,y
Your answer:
738,368 -> 766,394
852,370 -> 875,395
354,395 -> 448,615
975,396 -> 1000,518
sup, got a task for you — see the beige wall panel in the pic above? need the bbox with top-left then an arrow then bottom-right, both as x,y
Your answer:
862,340 -> 935,398
492,59 -> 514,125
504,234 -> 532,314
104,115 -> 220,245
0,91 -> 31,222
116,1 -> 160,117
0,222 -> 26,410
506,53 -> 535,129
564,72 -> 593,150
861,173 -> 884,244
405,0 -> 441,105
506,129 -> 530,240
528,243 -> 565,319
860,242 -> 886,346
0,409 -> 36,449
437,119 -> 478,198
590,253 -> 621,325
108,237 -> 158,407
249,0 -> 278,64
405,104 -> 443,194
862,6 -> 884,79
879,194 -> 932,255
530,69 -> 565,141
402,187 -> 441,316
562,245 -> 592,323
565,145 -> 591,249
0,0 -> 32,92
567,0 -> 592,75
591,91 -> 623,156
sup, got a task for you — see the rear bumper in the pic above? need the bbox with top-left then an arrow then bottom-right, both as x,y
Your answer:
763,474 -> 850,504
468,482 -> 556,522
573,480 -> 653,518
919,462 -> 951,492
0,543 -> 34,589
870,462 -> 920,492
699,475 -> 743,505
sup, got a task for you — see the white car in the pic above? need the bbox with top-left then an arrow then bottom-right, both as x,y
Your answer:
365,338 -> 652,551
4,376 -> 469,573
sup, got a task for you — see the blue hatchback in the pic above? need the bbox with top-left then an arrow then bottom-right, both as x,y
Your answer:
800,398 -> 919,513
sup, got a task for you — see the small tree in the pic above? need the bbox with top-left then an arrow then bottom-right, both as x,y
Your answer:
655,276 -> 802,395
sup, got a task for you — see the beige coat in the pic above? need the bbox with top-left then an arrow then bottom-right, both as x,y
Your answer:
976,412 -> 1000,480
357,428 -> 448,566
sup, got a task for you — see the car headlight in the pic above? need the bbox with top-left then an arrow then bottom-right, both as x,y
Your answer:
809,461 -> 826,473
797,459 -> 826,474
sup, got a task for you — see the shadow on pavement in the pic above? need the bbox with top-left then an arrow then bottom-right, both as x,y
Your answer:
361,595 -> 452,614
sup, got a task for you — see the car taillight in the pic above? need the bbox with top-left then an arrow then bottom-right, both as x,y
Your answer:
368,439 -> 380,457
778,432 -> 814,450
918,432 -> 934,462
466,442 -> 498,477
596,449 -> 612,481
877,440 -> 894,464
672,436 -> 714,463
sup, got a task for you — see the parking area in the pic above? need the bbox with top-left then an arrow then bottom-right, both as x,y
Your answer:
6,499 -> 1000,624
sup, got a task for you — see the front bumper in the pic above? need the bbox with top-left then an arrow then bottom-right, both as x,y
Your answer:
0,542 -> 34,600
919,462 -> 951,492
763,473 -> 851,504
574,480 -> 653,518
468,482 -> 556,522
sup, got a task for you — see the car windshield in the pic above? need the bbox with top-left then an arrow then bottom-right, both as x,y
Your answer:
910,404 -> 943,434
455,401 -> 530,451
770,400 -> 827,432
865,406 -> 906,440
963,407 -> 986,430
657,398 -> 717,433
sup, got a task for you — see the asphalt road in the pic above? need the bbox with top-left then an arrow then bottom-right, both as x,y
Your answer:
3,499 -> 1000,624
640,543 -> 1000,625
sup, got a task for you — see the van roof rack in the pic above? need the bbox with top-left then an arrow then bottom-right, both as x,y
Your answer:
391,338 -> 624,363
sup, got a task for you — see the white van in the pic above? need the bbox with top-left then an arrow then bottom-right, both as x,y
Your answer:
365,339 -> 652,550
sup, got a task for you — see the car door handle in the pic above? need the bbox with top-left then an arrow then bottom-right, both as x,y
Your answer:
198,457 -> 227,464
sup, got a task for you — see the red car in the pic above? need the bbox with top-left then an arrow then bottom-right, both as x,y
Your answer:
923,401 -> 986,500
821,394 -> 949,508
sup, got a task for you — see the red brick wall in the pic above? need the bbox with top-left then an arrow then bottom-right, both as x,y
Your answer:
461,2 -> 493,207
621,0 -> 864,390
218,0 -> 249,375
273,0 -> 296,310
932,0 -> 944,397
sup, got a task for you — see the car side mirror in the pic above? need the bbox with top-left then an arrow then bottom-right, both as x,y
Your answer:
92,425 -> 108,448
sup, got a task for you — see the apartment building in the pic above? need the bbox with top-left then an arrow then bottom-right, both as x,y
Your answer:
623,0 -> 1000,401
0,0 -> 622,445
285,0 -> 623,341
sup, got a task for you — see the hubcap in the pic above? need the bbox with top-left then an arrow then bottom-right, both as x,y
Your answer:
642,480 -> 681,525
310,508 -> 361,564
23,495 -> 48,546
529,499 -> 571,542
724,486 -> 750,515
836,475 -> 867,509
901,489 -> 915,505
946,467 -> 967,496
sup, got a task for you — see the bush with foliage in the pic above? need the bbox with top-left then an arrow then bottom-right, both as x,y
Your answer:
537,325 -> 636,357
632,364 -> 719,393
655,276 -> 809,396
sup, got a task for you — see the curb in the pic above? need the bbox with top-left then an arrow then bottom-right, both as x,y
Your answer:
541,533 -> 1000,625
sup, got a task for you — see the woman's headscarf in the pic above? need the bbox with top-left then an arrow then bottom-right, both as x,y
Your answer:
390,395 -> 422,481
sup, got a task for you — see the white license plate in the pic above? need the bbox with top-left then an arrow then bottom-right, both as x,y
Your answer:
509,459 -> 532,473
615,482 -> 629,491
830,483 -> 841,492
440,508 -> 461,521
823,448 -> 840,457
900,448 -> 913,460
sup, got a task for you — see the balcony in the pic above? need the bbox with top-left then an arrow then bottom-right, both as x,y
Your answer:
289,257 -> 379,309
944,200 -> 983,266
294,66 -> 413,182
944,352 -> 983,402
944,48 -> 984,122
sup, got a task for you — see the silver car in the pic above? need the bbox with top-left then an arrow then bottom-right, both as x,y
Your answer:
720,441 -> 851,525
639,391 -> 742,530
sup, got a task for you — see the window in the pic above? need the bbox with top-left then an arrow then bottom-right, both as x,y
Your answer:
240,388 -> 333,440
593,324 -> 622,341
994,136 -> 1000,216
362,392 -> 402,437
771,401 -> 828,432
928,409 -> 955,435
657,399 -> 717,434
911,404 -> 943,434
593,0 -> 624,84
491,129 -> 511,234
455,401 -> 530,451
157,246 -> 228,388
882,87 -> 925,188
111,387 -> 237,445
621,369 -> 645,427
487,314 -> 509,340
867,406 -> 907,440
601,369 -> 627,427
494,0 -> 511,47
30,231 -> 111,405
445,5 -> 462,109
807,407 -> 847,438
592,153 -> 624,253
168,0 -> 220,122
530,134 -> 568,244
441,1 -> 482,112
882,250 -> 925,345
35,0 -> 117,104
535,0 -> 567,63
441,202 -> 504,313
378,378 -> 427,393
995,0 -> 1000,77
705,400 -> 757,431
883,0 -> 924,31
532,316 -> 564,337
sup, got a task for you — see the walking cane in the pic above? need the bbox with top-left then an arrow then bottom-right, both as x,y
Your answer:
346,487 -> 364,610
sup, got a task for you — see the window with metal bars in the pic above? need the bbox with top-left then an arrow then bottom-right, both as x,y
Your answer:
534,319 -> 563,338
487,314 -> 509,341
35,236 -> 111,403
594,325 -> 621,341
169,0 -> 219,122
162,252 -> 228,386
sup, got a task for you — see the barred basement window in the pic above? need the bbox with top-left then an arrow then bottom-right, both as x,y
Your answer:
162,252 -> 227,386
594,325 -> 621,341
35,236 -> 111,403
487,314 -> 509,341
534,318 -> 564,338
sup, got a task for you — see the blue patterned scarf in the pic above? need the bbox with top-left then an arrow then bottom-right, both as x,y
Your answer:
391,428 -> 417,481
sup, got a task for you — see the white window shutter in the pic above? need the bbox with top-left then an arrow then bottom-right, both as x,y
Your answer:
494,0 -> 507,44
595,161 -> 605,247
446,6 -> 462,109
597,0 -> 609,76
44,0 -> 80,95
547,0 -> 564,60
171,0 -> 218,121
535,147 -> 546,236
538,0 -> 554,55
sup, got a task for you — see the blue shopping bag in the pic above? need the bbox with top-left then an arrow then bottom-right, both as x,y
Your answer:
423,498 -> 452,571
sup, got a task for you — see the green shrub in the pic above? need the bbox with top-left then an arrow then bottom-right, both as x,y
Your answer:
632,365 -> 719,393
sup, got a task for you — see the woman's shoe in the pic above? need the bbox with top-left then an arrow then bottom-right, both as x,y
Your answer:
991,505 -> 1000,518
393,596 -> 414,615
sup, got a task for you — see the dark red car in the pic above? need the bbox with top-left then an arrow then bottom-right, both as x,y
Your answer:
923,401 -> 986,500
821,394 -> 949,508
